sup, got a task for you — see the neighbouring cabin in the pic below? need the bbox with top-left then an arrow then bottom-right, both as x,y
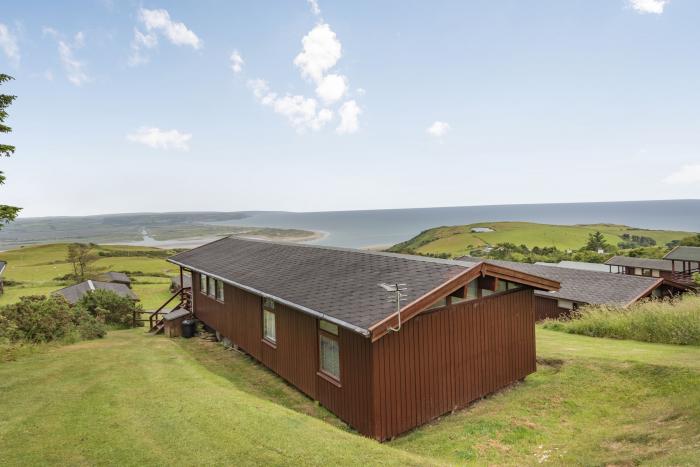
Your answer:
53,280 -> 139,305
457,256 -> 673,321
168,237 -> 559,441
605,256 -> 674,280
101,271 -> 132,288
663,246 -> 700,288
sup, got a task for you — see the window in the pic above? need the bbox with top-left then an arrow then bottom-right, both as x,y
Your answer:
467,279 -> 478,299
262,298 -> 276,344
208,276 -> 216,297
319,333 -> 340,381
642,268 -> 652,277
319,320 -> 338,335
557,299 -> 574,310
215,279 -> 224,302
200,274 -> 208,294
496,279 -> 508,293
425,296 -> 447,310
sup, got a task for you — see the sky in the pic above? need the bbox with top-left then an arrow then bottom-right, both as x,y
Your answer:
0,0 -> 699,217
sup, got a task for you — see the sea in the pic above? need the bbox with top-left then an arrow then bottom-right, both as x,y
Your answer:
215,199 -> 700,249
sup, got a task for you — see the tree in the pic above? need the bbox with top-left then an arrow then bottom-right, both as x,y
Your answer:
0,74 -> 20,228
585,231 -> 608,252
66,243 -> 102,283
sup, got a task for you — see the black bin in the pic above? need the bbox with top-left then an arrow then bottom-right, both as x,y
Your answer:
181,319 -> 196,338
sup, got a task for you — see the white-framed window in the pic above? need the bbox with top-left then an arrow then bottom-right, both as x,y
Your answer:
208,276 -> 216,297
557,299 -> 574,310
319,320 -> 338,335
200,274 -> 208,294
319,332 -> 340,381
215,279 -> 224,302
262,298 -> 276,344
467,279 -> 479,299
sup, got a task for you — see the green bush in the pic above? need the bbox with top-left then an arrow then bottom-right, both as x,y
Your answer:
76,289 -> 143,328
543,294 -> 700,346
0,295 -> 106,343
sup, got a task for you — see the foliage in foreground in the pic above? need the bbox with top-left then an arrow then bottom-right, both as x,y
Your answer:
76,289 -> 143,328
543,294 -> 700,345
0,295 -> 105,345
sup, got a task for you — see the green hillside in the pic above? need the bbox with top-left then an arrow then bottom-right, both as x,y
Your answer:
388,222 -> 695,258
0,243 -> 179,310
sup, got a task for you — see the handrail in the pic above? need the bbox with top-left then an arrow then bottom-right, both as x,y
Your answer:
148,286 -> 192,330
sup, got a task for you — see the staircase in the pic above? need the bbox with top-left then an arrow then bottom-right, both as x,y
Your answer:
147,287 -> 192,334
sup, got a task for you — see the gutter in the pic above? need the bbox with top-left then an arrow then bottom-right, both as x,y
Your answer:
167,258 -> 371,338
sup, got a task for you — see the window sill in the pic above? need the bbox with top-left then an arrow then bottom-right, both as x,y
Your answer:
262,338 -> 277,350
317,371 -> 341,388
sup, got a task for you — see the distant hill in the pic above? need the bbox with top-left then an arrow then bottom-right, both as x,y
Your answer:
0,211 -> 313,248
387,221 -> 696,258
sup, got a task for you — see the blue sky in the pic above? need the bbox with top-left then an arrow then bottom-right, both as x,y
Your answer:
0,0 -> 698,217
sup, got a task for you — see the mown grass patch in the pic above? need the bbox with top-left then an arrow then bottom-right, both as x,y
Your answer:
543,295 -> 700,346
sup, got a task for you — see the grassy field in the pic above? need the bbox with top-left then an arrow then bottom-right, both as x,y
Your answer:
0,243 -> 179,310
388,222 -> 695,258
1,327 -> 698,465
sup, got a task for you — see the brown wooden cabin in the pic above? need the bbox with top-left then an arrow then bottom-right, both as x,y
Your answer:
457,257 -> 667,321
168,237 -> 559,441
605,256 -> 674,280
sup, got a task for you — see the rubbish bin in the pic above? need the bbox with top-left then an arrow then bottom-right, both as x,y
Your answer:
181,319 -> 196,338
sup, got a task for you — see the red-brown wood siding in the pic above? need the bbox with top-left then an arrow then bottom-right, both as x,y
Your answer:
534,296 -> 572,321
370,288 -> 536,440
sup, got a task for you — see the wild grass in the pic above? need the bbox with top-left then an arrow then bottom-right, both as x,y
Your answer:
543,294 -> 700,346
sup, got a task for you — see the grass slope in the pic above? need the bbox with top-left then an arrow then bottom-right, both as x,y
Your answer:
389,221 -> 694,257
0,243 -> 178,310
1,328 -> 699,465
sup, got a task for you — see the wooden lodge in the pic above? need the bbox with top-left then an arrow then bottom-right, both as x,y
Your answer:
167,237 -> 559,441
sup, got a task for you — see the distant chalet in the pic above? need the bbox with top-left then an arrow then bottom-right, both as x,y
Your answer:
168,237 -> 559,440
54,280 -> 138,305
101,271 -> 132,288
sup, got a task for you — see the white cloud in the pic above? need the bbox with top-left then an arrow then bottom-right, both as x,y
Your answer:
127,127 -> 192,151
663,164 -> 700,184
130,8 -> 201,65
230,50 -> 244,74
336,100 -> 361,134
629,0 -> 669,14
316,73 -> 347,103
427,121 -> 451,138
138,8 -> 201,48
0,23 -> 20,66
294,23 -> 342,83
44,28 -> 90,86
307,0 -> 321,16
248,79 -> 332,132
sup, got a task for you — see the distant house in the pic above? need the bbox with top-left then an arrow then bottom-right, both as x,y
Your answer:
457,256 -> 669,321
53,280 -> 138,305
605,256 -> 673,279
664,246 -> 700,286
0,260 -> 6,295
101,271 -> 132,288
167,237 -> 559,440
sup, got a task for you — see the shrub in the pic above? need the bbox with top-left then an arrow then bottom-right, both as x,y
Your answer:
76,289 -> 143,328
543,294 -> 700,346
0,295 -> 106,343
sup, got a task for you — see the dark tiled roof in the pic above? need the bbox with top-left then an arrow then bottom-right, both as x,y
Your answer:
605,256 -> 672,271
53,280 -> 138,305
457,256 -> 661,306
169,237 -> 478,334
664,246 -> 700,262
103,271 -> 131,284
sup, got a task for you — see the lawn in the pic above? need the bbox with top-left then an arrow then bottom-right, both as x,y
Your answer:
388,222 -> 695,258
1,327 -> 698,465
0,243 -> 179,310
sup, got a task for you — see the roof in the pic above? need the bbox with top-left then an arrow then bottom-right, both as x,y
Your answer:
534,261 -> 611,273
457,256 -> 661,307
169,237 -> 558,337
103,271 -> 131,284
664,246 -> 700,262
605,256 -> 672,271
53,280 -> 138,305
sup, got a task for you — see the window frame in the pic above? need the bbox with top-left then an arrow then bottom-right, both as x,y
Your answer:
318,327 -> 341,384
215,279 -> 225,302
208,276 -> 216,298
200,274 -> 208,295
262,298 -> 276,346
